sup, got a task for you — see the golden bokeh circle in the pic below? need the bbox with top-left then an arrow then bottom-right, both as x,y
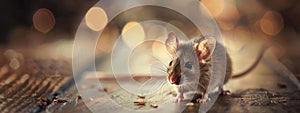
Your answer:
32,8 -> 55,33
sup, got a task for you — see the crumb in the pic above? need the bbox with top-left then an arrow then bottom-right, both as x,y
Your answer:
103,88 -> 108,92
150,104 -> 158,108
37,97 -> 52,107
89,98 -> 94,101
37,97 -> 52,104
77,95 -> 82,100
186,102 -> 194,107
53,99 -> 68,103
134,99 -> 146,105
138,95 -> 145,99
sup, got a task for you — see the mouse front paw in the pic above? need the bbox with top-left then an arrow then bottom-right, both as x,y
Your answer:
196,93 -> 210,103
220,90 -> 230,95
218,87 -> 231,95
174,93 -> 184,102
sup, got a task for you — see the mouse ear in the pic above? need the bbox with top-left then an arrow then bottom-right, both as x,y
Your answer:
194,37 -> 216,60
165,32 -> 179,55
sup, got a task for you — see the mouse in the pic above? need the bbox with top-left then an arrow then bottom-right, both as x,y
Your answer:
165,32 -> 266,103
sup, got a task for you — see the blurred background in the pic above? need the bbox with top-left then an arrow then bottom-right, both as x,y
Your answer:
1,1 -> 300,112
0,0 -> 300,92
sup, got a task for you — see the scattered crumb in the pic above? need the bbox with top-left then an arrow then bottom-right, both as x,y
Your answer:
37,97 -> 52,103
186,102 -> 195,107
37,97 -> 52,106
221,90 -> 231,95
134,99 -> 146,105
53,99 -> 68,103
150,104 -> 158,108
138,95 -> 145,99
103,88 -> 108,92
77,95 -> 82,100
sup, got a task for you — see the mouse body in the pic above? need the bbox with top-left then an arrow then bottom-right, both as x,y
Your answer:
165,32 -> 241,103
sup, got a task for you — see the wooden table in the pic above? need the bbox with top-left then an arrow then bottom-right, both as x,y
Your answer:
1,51 -> 300,113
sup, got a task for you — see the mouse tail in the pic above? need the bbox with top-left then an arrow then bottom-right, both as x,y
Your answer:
231,44 -> 269,79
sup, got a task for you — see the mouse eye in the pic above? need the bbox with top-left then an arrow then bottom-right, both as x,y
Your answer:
185,62 -> 193,69
169,61 -> 173,66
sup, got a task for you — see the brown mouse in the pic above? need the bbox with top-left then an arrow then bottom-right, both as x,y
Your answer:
165,32 -> 266,103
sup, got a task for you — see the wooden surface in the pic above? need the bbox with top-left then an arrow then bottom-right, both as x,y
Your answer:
42,75 -> 300,113
0,50 -> 300,113
0,60 -> 300,113
0,58 -> 72,113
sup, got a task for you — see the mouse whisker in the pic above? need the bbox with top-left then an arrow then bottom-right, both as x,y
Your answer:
151,67 -> 168,74
158,82 -> 165,98
151,64 -> 167,69
153,67 -> 167,72
159,81 -> 170,98
137,78 -> 167,94
151,65 -> 167,72
161,63 -> 168,69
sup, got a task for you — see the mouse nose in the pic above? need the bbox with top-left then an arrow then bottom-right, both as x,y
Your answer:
169,75 -> 181,85
171,77 -> 177,84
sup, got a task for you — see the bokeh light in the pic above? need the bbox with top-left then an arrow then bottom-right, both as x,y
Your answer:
217,0 -> 240,31
152,39 -> 170,66
9,58 -> 20,70
260,11 -> 284,36
85,7 -> 108,31
97,22 -> 119,53
32,8 -> 55,33
202,0 -> 225,17
122,21 -> 145,48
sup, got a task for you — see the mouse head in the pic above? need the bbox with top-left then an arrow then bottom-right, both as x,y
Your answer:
165,32 -> 216,85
